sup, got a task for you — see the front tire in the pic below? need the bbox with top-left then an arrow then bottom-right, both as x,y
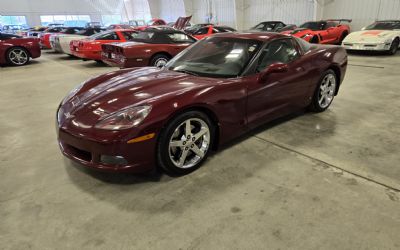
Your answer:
157,111 -> 215,176
150,54 -> 170,68
308,69 -> 337,112
388,38 -> 399,55
7,47 -> 30,66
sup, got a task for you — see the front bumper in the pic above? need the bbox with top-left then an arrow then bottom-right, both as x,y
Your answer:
342,42 -> 391,51
57,128 -> 156,173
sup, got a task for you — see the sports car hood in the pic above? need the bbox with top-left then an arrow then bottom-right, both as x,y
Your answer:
58,67 -> 217,130
343,30 -> 397,43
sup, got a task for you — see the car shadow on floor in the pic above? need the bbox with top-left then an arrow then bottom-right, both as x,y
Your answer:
64,108 -> 337,214
347,50 -> 399,57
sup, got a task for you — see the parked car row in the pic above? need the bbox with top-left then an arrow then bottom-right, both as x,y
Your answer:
1,19 -> 399,67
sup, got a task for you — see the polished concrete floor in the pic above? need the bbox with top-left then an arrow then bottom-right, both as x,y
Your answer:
0,51 -> 399,249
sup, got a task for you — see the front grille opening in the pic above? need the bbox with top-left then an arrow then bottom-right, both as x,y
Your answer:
66,144 -> 92,162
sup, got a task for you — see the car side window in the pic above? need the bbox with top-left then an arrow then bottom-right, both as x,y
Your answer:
167,33 -> 196,43
122,31 -> 137,41
96,32 -> 119,40
326,22 -> 337,29
256,39 -> 299,72
275,23 -> 285,30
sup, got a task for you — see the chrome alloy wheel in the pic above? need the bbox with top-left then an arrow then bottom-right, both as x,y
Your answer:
318,73 -> 336,109
168,118 -> 211,169
154,58 -> 168,68
9,48 -> 28,65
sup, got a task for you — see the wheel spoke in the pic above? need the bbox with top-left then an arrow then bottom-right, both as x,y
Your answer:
193,128 -> 208,142
190,145 -> 204,158
170,140 -> 184,147
185,120 -> 192,136
178,149 -> 189,168
319,95 -> 325,105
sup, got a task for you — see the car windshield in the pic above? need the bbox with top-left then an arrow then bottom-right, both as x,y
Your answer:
300,22 -> 326,31
252,23 -> 276,31
166,37 -> 262,78
365,21 -> 400,30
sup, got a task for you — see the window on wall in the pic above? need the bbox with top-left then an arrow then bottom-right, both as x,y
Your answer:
0,16 -> 27,28
102,15 -> 122,26
40,15 -> 91,27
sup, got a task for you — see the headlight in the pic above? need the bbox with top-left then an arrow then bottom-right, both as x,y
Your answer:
95,105 -> 152,130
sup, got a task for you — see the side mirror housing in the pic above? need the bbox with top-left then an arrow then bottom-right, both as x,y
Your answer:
258,63 -> 288,82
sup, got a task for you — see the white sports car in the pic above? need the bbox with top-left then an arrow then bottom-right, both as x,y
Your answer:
342,20 -> 400,55
52,28 -> 104,55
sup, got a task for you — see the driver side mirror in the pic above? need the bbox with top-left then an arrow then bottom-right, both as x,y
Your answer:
258,63 -> 288,82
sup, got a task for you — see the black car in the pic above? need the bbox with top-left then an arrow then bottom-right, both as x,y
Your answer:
250,21 -> 297,32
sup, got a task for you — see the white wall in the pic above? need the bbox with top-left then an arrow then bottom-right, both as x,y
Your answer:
2,0 -> 400,31
148,0 -> 186,23
0,0 -> 125,26
321,0 -> 400,31
241,0 -> 314,29
123,0 -> 152,21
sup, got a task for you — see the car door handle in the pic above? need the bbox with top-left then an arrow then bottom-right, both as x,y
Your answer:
295,66 -> 305,72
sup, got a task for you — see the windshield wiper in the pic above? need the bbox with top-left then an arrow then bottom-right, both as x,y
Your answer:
172,69 -> 199,76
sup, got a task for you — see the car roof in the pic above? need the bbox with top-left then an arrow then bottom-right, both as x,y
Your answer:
211,32 -> 288,42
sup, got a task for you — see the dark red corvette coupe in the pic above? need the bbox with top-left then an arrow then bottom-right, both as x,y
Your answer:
101,29 -> 197,68
57,32 -> 347,175
0,33 -> 41,66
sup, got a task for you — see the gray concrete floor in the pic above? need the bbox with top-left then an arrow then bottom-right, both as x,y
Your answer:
0,51 -> 399,249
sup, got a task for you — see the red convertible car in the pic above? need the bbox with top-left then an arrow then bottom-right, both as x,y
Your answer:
101,29 -> 196,68
0,33 -> 41,66
282,19 -> 351,44
192,25 -> 236,40
70,29 -> 137,61
57,32 -> 347,175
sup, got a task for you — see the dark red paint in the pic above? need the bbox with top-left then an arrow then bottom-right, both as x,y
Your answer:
0,34 -> 41,65
57,32 -> 347,173
101,41 -> 192,68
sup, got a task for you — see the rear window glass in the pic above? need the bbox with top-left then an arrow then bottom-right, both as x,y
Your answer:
166,33 -> 196,43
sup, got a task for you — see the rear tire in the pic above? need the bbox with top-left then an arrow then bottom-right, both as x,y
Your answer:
6,47 -> 30,66
156,111 -> 215,176
388,38 -> 399,55
150,54 -> 170,68
308,69 -> 338,112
